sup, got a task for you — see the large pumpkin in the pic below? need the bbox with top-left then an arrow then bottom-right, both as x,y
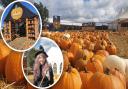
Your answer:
5,51 -> 24,83
0,40 -> 11,76
52,65 -> 82,89
103,55 -> 126,75
80,68 -> 93,89
88,72 -> 125,89
86,58 -> 103,73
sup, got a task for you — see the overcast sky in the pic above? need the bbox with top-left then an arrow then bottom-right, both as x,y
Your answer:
35,0 -> 128,24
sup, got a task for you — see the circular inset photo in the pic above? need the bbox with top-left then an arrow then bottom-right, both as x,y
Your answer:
0,0 -> 42,52
22,37 -> 63,88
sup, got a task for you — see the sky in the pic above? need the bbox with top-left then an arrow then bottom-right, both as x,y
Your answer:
37,0 -> 128,24
35,37 -> 63,74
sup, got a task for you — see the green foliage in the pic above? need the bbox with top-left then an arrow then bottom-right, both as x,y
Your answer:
27,48 -> 37,68
0,0 -> 14,7
34,2 -> 49,23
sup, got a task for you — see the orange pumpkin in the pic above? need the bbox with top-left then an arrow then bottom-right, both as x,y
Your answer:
110,68 -> 126,88
0,40 -> 11,60
73,59 -> 87,71
68,43 -> 84,62
0,40 -> 11,76
96,50 -> 109,57
5,51 -> 24,83
26,83 -> 36,89
52,65 -> 82,89
63,51 -> 70,71
88,71 -> 125,89
59,38 -> 71,50
86,58 -> 103,73
106,43 -> 117,55
80,68 -> 93,89
93,54 -> 106,63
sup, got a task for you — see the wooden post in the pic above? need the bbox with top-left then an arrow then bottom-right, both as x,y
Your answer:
34,17 -> 39,40
9,21 -> 11,40
26,18 -> 28,39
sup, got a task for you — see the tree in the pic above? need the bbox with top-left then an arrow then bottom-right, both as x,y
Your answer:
34,2 -> 49,24
0,0 -> 14,7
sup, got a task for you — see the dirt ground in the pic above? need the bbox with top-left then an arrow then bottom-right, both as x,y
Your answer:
109,32 -> 128,58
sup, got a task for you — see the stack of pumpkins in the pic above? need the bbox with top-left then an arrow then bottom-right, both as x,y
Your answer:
43,31 -> 128,89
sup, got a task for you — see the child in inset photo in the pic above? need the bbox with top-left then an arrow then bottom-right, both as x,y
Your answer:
33,46 -> 54,87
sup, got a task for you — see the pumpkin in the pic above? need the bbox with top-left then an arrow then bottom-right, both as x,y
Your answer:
68,43 -> 84,62
80,68 -> 93,89
123,59 -> 128,89
73,58 -> 87,71
0,40 -> 11,76
83,50 -> 94,61
26,83 -> 36,89
52,65 -> 82,89
109,68 -> 126,88
63,51 -> 70,71
86,58 -> 103,73
88,71 -> 125,89
5,51 -> 24,83
96,50 -> 109,57
93,54 -> 106,63
106,43 -> 117,55
59,38 -> 71,50
0,40 -> 11,60
103,55 -> 126,75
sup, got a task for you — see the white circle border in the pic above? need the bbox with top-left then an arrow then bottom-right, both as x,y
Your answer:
0,0 -> 43,52
21,37 -> 64,89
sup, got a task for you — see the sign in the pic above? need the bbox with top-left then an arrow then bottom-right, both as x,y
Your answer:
11,7 -> 23,20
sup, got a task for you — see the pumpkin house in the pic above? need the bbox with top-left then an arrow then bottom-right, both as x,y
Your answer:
3,2 -> 40,41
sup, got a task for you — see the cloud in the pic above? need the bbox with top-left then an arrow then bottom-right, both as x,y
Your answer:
36,0 -> 128,23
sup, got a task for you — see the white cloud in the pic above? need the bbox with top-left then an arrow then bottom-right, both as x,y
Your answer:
39,0 -> 128,23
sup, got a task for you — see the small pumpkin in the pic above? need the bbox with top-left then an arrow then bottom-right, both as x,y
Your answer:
5,51 -> 24,83
80,68 -> 93,89
73,58 -> 87,71
52,65 -> 82,89
86,58 -> 103,73
106,43 -> 117,55
96,50 -> 109,57
68,43 -> 84,62
63,51 -> 70,71
93,54 -> 106,63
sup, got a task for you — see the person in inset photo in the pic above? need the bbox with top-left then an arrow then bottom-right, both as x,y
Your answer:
33,46 -> 54,87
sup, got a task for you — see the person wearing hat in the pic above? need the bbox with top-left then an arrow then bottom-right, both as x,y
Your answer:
33,46 -> 54,87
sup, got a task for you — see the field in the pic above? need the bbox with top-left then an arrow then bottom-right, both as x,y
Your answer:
0,30 -> 128,89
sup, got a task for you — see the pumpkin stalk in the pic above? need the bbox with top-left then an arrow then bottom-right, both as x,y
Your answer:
105,68 -> 110,75
67,64 -> 72,72
84,67 -> 88,73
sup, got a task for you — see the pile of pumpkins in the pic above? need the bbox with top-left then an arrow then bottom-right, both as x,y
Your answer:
43,31 -> 128,89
